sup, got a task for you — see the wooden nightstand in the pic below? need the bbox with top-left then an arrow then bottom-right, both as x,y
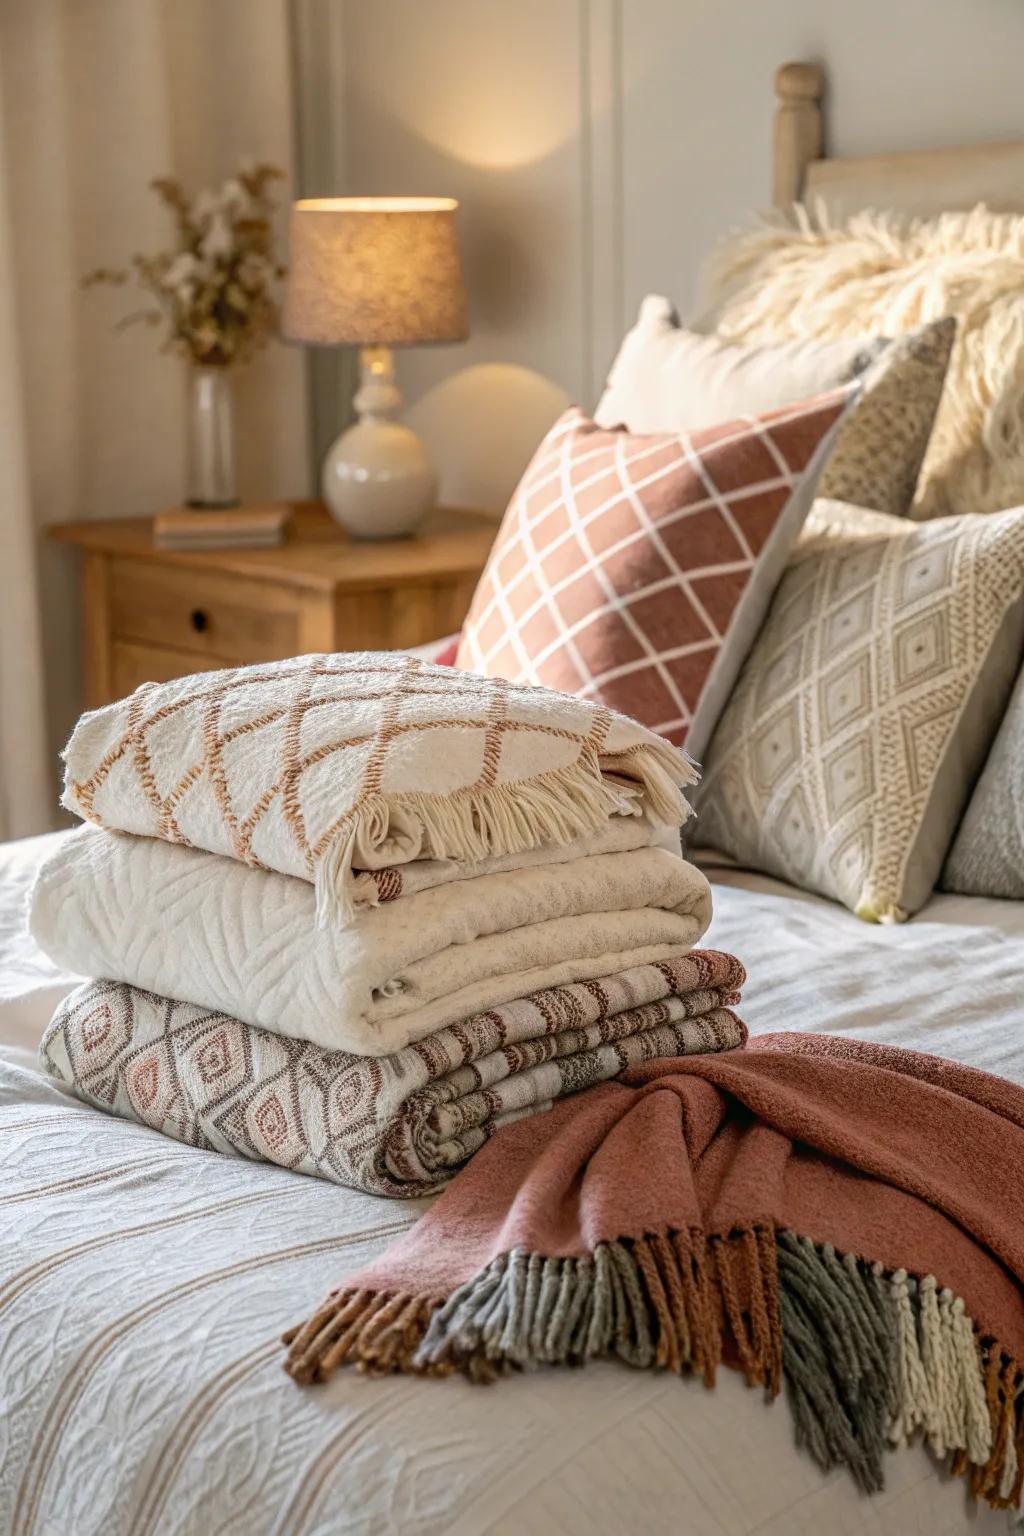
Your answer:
49,503 -> 494,709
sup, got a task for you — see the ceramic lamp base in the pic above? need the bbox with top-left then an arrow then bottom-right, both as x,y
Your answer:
322,418 -> 436,540
322,346 -> 437,540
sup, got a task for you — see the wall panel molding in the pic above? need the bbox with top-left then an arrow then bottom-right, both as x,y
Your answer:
288,0 -> 354,476
579,0 -> 624,408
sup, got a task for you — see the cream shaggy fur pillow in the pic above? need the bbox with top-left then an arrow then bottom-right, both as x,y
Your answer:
700,203 -> 1024,518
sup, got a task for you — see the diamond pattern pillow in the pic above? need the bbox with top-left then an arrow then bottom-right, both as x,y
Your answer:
693,500 -> 1024,921
456,395 -> 850,755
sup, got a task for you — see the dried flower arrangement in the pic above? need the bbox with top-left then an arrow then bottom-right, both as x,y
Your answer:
83,161 -> 287,369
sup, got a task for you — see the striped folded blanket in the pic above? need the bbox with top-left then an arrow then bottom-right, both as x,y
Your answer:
282,1034 -> 1024,1516
41,952 -> 746,1197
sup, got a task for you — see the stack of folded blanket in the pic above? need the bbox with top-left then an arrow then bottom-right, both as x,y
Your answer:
31,652 -> 747,1196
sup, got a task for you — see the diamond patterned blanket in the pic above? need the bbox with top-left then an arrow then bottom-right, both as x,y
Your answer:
60,652 -> 697,926
41,953 -> 746,1197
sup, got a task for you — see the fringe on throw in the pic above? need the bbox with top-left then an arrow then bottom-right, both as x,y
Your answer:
282,1228 -> 1024,1512
314,743 -> 696,928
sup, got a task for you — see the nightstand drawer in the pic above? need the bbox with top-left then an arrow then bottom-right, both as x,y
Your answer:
50,502 -> 495,709
111,640 -> 237,696
109,557 -> 301,662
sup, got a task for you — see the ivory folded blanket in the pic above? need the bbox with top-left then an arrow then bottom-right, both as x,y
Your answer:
41,952 -> 746,1197
347,813 -> 681,907
30,829 -> 713,1054
283,1035 -> 1024,1517
60,652 -> 697,924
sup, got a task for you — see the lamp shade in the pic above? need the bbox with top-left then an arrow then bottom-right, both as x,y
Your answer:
282,196 -> 468,347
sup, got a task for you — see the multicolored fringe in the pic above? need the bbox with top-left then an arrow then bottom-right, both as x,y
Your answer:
282,1227 -> 1024,1512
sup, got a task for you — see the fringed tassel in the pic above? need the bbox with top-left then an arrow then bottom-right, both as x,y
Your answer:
281,1226 -> 780,1392
709,1227 -> 781,1390
282,1288 -> 450,1385
280,1230 -> 1024,1518
776,1234 -> 893,1493
772,1233 -> 1024,1515
314,817 -> 362,928
312,746 -> 695,929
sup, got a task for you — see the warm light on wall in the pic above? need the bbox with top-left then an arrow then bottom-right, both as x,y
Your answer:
407,363 -> 571,512
405,88 -> 578,172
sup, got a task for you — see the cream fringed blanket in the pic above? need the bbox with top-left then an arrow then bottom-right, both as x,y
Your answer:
60,653 -> 695,925
283,1035 -> 1024,1516
41,952 -> 746,1197
30,827 -> 713,1053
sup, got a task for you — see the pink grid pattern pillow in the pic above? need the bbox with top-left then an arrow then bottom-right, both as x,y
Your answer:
456,397 -> 848,755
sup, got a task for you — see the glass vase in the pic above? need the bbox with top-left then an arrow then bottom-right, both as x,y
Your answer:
186,366 -> 238,508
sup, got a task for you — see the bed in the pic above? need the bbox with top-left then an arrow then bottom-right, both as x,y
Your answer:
4,64 -> 1024,1536
5,828 -> 1024,1536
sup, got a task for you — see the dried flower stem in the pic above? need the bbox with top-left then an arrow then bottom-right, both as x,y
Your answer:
83,160 -> 287,369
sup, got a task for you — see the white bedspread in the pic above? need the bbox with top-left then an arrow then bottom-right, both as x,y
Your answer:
2,829 -> 1021,1536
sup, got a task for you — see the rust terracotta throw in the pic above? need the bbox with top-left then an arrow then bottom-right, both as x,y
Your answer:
283,1033 -> 1024,1512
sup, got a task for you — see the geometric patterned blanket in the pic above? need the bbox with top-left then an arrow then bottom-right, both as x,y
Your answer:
60,653 -> 697,926
40,951 -> 745,1198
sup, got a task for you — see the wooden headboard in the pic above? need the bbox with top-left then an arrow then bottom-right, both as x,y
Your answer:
773,61 -> 1024,217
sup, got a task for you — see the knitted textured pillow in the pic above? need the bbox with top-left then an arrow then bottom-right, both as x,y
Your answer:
700,203 -> 1024,516
693,500 -> 1024,921
595,297 -> 953,519
942,663 -> 1024,899
456,394 -> 851,755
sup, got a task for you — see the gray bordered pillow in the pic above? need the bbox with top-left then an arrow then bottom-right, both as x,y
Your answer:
692,500 -> 1024,921
942,664 -> 1024,899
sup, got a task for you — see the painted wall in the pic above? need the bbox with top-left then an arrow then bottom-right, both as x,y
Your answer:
334,0 -> 1024,513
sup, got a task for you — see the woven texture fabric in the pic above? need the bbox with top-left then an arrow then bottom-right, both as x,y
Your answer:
61,651 -> 695,925
456,395 -> 849,756
694,500 -> 1024,921
281,1032 -> 1024,1517
814,319 -> 955,516
596,297 -> 953,520
41,953 -> 746,1198
943,663 -> 1024,899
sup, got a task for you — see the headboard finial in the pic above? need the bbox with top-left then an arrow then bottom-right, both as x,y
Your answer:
773,61 -> 824,208
775,61 -> 823,104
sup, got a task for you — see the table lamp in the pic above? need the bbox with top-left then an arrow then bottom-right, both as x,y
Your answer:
283,197 -> 468,540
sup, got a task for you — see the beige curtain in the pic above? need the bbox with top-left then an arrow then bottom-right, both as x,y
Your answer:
0,63 -> 49,840
0,0 -> 309,836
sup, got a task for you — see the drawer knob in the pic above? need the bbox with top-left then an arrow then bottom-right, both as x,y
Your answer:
189,608 -> 209,634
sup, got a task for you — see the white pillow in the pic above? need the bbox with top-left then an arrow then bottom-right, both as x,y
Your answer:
595,294 -> 881,432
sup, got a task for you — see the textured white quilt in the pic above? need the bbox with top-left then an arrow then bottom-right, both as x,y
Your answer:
3,831 -> 1023,1535
28,827 -> 712,1053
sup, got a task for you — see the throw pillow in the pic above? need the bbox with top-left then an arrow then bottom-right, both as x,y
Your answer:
596,297 -> 953,519
941,663 -> 1024,899
455,392 -> 852,756
692,499 -> 1024,921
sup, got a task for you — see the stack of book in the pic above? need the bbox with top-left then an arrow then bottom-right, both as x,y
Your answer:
153,505 -> 291,551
